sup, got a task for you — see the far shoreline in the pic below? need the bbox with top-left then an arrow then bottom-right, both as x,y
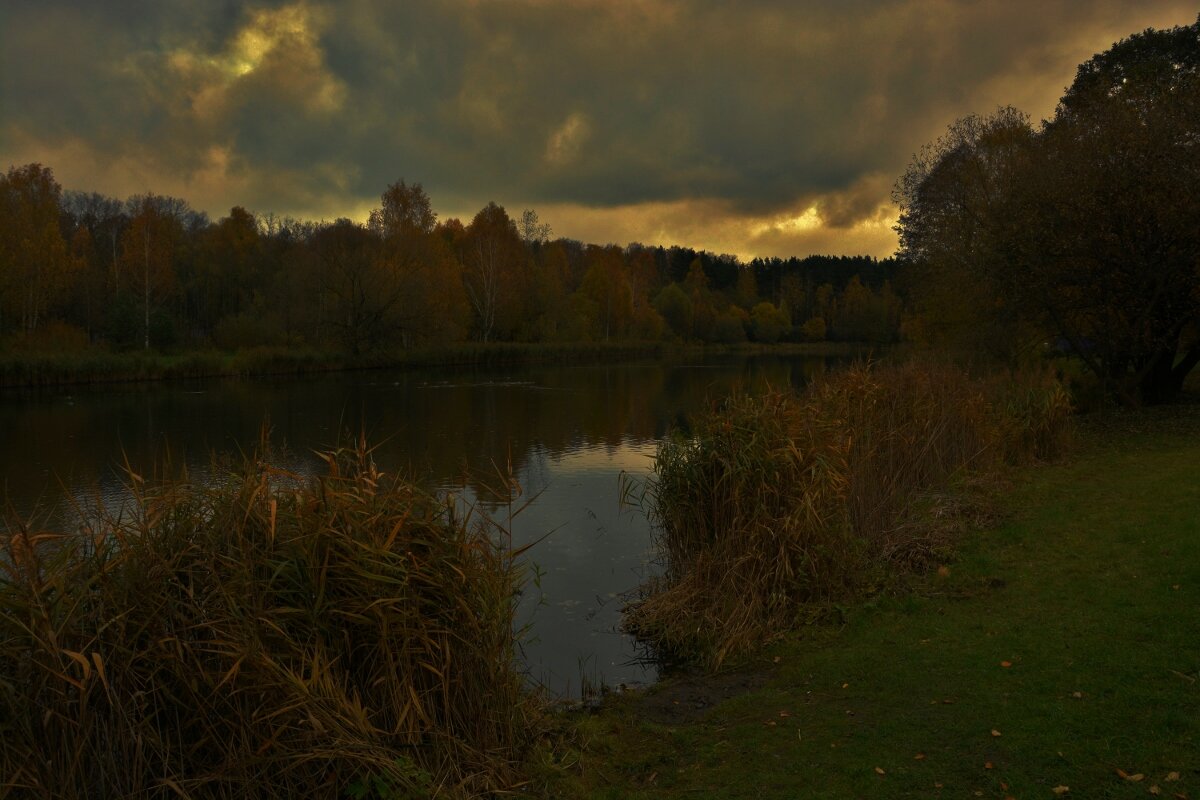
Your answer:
0,340 -> 880,391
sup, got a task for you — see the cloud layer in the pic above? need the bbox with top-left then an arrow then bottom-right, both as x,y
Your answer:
2,0 -> 1194,257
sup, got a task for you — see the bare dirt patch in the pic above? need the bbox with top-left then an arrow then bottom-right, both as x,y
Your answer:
634,667 -> 772,725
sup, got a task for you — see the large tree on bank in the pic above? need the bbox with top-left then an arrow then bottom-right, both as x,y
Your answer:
896,16 -> 1200,405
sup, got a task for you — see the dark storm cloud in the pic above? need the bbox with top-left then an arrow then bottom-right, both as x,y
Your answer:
1,0 -> 1195,255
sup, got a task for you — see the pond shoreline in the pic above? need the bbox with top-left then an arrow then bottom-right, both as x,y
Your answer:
0,341 -> 876,390
540,404 -> 1200,797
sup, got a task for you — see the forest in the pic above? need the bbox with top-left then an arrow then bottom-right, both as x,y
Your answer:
0,170 -> 902,357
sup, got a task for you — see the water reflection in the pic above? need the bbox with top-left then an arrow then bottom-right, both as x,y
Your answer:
0,354 -> 834,696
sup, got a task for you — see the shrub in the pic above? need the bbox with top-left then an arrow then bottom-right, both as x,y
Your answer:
0,442 -> 537,797
712,309 -> 749,343
801,316 -> 827,342
750,301 -> 789,343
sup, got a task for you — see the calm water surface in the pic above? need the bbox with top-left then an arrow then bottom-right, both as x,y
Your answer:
0,354 -> 836,697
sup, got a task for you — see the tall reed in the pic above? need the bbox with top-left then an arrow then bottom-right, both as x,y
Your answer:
626,360 -> 1072,667
0,441 -> 537,798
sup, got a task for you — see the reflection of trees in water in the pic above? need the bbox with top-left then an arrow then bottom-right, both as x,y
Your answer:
0,355 -> 838,523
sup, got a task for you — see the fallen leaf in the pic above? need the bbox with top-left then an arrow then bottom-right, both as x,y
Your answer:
1166,773 -> 1180,782
991,729 -> 1002,737
1118,769 -> 1131,779
938,565 -> 951,577
875,767 -> 886,776
773,656 -> 782,663
764,720 -> 777,727
647,771 -> 657,783
935,782 -> 944,789
1001,661 -> 1013,668
1150,787 -> 1161,796
1130,774 -> 1146,783
1072,691 -> 1084,699
1052,787 -> 1070,795
914,753 -> 926,760
842,682 -> 849,689
778,711 -> 791,718
985,762 -> 994,769
1002,782 -> 1009,790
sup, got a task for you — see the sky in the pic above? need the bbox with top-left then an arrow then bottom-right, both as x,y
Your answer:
1,1 -> 1195,260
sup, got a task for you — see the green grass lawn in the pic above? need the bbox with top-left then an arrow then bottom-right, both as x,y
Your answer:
540,406 -> 1200,798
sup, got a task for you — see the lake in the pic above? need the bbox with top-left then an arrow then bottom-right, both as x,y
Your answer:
0,352 -> 838,697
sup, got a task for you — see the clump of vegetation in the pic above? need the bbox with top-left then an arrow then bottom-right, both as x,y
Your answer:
0,441 -> 538,797
625,360 -> 1072,667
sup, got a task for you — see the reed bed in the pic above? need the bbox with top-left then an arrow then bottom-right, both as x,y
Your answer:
625,360 -> 1072,667
0,442 -> 537,798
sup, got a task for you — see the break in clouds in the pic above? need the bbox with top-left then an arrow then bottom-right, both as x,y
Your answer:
1,0 -> 1194,257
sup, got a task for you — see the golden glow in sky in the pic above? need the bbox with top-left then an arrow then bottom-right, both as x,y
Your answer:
2,1 -> 1196,260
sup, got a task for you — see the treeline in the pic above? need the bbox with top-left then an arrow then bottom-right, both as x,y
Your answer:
0,167 -> 902,356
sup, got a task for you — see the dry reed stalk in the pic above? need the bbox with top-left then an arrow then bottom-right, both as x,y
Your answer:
0,441 -> 538,798
626,359 -> 1073,667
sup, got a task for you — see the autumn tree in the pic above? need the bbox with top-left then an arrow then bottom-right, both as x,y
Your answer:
61,190 -> 127,338
733,265 -> 758,310
577,245 -> 634,341
625,247 -> 666,339
369,180 -> 468,346
461,202 -> 527,342
0,164 -> 74,336
683,258 -> 718,340
525,239 -> 571,340
750,301 -> 789,343
120,194 -> 194,350
1022,19 -> 1200,402
194,206 -> 263,343
831,275 -> 900,342
653,283 -> 692,340
370,179 -> 437,238
310,220 -> 381,354
517,208 -> 552,245
897,17 -> 1200,403
270,218 -> 324,345
894,107 -> 1038,358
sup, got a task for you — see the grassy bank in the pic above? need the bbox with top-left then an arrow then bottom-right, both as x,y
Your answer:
542,405 -> 1200,797
624,361 -> 1071,667
0,442 -> 538,797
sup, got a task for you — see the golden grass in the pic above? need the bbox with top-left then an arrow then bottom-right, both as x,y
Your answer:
0,440 -> 538,798
624,360 -> 1072,667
